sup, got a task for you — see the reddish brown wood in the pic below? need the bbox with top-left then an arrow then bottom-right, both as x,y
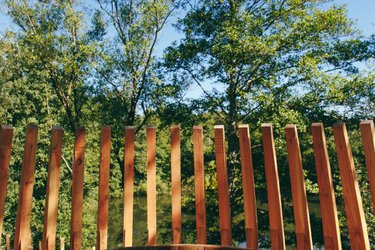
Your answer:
360,120 -> 375,214
171,125 -> 182,244
14,125 -> 38,250
193,126 -> 206,244
285,125 -> 312,250
261,124 -> 285,250
124,127 -> 135,247
147,126 -> 157,245
238,125 -> 258,249
97,126 -> 111,250
6,234 -> 11,250
333,123 -> 370,249
311,123 -> 341,250
70,128 -> 86,250
113,244 -> 254,250
0,125 -> 13,247
42,126 -> 63,250
213,125 -> 232,246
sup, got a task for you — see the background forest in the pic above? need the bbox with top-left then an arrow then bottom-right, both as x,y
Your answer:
0,0 -> 374,249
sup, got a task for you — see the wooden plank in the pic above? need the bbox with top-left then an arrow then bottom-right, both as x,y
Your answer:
14,124 -> 38,250
311,123 -> 341,250
285,125 -> 312,250
6,234 -> 11,250
60,238 -> 65,250
261,124 -> 285,250
42,126 -> 63,250
147,126 -> 157,245
238,125 -> 258,249
360,120 -> 375,214
192,126 -> 206,244
171,125 -> 182,244
0,125 -> 13,247
213,125 -> 232,246
70,127 -> 85,250
333,123 -> 370,249
97,126 -> 111,250
123,126 -> 135,247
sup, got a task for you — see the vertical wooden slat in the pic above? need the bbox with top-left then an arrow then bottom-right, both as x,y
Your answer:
360,120 -> 375,214
60,238 -> 64,250
213,125 -> 232,246
123,126 -> 135,247
285,125 -> 312,250
261,124 -> 285,250
6,234 -> 10,250
70,128 -> 85,250
0,125 -> 13,247
96,126 -> 111,250
311,123 -> 341,250
333,123 -> 370,249
193,126 -> 206,244
238,125 -> 258,249
147,126 -> 157,245
42,126 -> 63,250
171,125 -> 182,244
14,125 -> 38,250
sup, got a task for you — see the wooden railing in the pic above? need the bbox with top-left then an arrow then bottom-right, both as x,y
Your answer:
0,121 -> 374,250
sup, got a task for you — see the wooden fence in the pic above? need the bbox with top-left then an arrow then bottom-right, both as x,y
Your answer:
0,121 -> 374,250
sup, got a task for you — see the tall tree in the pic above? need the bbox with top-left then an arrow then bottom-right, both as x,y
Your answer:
165,0 -> 374,190
164,0 -> 375,246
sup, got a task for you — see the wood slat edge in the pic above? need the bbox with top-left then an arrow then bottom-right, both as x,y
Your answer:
311,123 -> 341,250
97,126 -> 111,250
238,125 -> 258,249
193,126 -> 206,244
124,126 -> 135,247
360,120 -> 375,215
43,126 -> 63,250
214,125 -> 232,246
333,123 -> 370,249
171,125 -> 182,244
70,127 -> 86,250
0,125 -> 13,247
285,125 -> 312,250
261,124 -> 285,250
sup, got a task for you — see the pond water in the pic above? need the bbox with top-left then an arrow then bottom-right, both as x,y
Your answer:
107,194 -> 324,249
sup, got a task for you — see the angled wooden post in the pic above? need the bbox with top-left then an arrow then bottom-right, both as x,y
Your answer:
311,123 -> 341,250
333,123 -> 370,249
70,128 -> 85,250
192,126 -> 206,244
214,125 -> 232,246
97,126 -> 111,250
123,126 -> 135,247
261,124 -> 285,250
171,125 -> 182,244
42,126 -> 63,250
14,125 -> 38,250
285,125 -> 312,250
146,126 -> 157,245
360,120 -> 375,214
0,125 -> 13,247
238,125 -> 258,249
